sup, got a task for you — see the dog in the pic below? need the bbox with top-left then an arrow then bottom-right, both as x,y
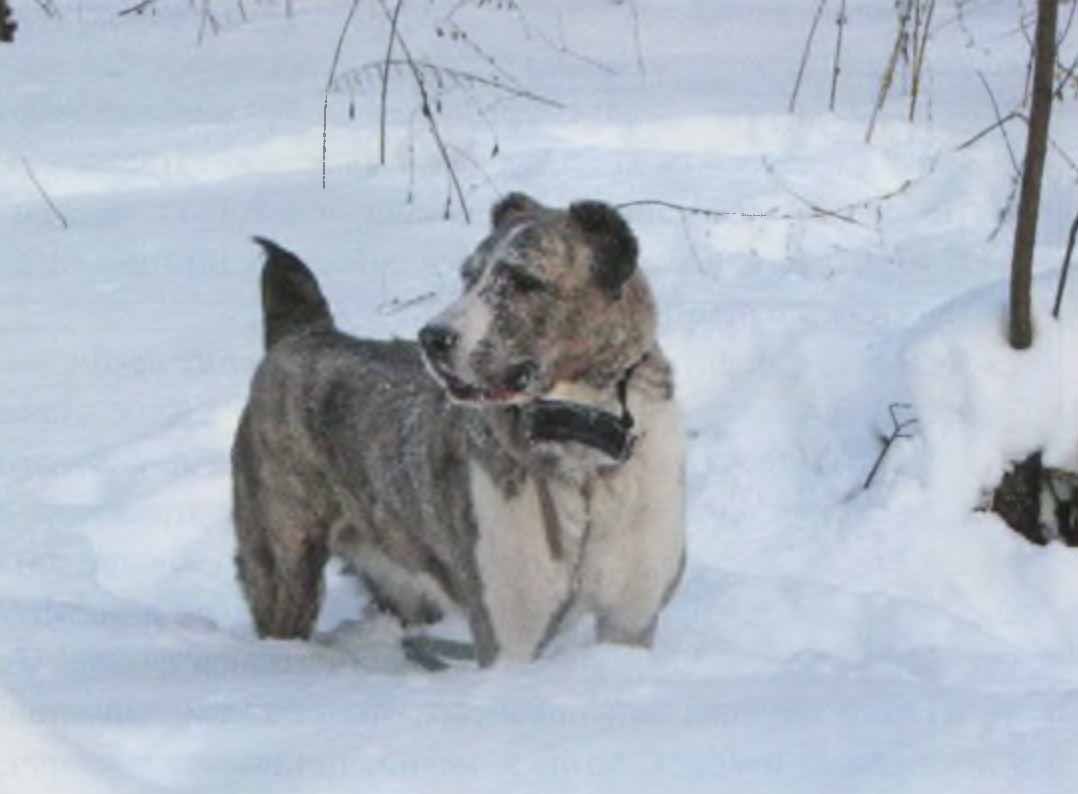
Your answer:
231,192 -> 686,666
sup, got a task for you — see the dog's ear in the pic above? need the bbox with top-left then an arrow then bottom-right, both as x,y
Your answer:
491,192 -> 542,229
569,201 -> 638,297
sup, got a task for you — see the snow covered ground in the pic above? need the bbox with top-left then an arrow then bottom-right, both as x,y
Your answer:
4,0 -> 1078,791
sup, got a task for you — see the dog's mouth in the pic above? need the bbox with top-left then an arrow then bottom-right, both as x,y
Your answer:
428,362 -> 539,406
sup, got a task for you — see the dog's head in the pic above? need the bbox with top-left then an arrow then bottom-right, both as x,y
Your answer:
419,193 -> 657,406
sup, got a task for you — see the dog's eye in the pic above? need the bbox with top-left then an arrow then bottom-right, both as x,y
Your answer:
504,266 -> 546,294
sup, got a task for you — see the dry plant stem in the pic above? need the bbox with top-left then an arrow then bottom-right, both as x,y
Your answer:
380,0 -> 404,166
118,0 -> 157,16
762,158 -> 867,227
956,110 -> 1078,176
1056,52 -> 1078,100
829,0 -> 847,111
32,0 -> 58,19
616,199 -> 769,219
975,71 -> 1021,173
1009,0 -> 1058,350
323,0 -> 362,189
380,0 -> 470,224
789,0 -> 829,113
341,60 -> 564,109
21,157 -> 68,229
626,0 -> 646,78
908,0 -> 936,122
863,403 -> 918,490
617,172 -> 918,225
866,2 -> 913,143
1052,211 -> 1078,320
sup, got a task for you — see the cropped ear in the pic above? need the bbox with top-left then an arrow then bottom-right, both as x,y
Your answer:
569,200 -> 638,297
491,192 -> 543,229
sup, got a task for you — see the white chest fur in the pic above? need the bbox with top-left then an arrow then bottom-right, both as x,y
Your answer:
468,389 -> 686,661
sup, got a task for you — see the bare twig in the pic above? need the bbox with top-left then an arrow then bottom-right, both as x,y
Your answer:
908,0 -> 936,122
197,0 -> 220,45
323,0 -> 362,189
32,0 -> 60,19
866,1 -> 913,143
955,109 -> 1023,152
1060,0 -> 1078,47
615,199 -> 769,219
988,174 -> 1021,242
956,109 -> 1078,175
333,60 -> 564,110
21,157 -> 68,229
762,158 -> 868,227
118,0 -> 157,16
863,403 -> 918,490
617,172 -> 919,226
626,0 -> 646,78
377,290 -> 437,315
789,0 -> 829,113
379,0 -> 470,224
1052,210 -> 1078,320
441,20 -> 522,87
1055,51 -> 1078,100
446,143 -> 501,195
829,0 -> 847,111
975,71 -> 1021,173
380,0 -> 404,166
516,5 -> 616,75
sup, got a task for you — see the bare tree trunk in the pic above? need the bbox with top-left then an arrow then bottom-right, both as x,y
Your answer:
1008,0 -> 1058,350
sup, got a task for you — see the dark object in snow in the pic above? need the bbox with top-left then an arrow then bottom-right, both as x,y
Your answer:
1,0 -> 16,43
992,452 -> 1046,545
991,452 -> 1078,547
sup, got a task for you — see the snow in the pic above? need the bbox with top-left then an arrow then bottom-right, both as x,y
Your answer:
4,0 -> 1078,791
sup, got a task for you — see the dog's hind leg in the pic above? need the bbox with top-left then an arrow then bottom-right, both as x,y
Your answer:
232,417 -> 330,640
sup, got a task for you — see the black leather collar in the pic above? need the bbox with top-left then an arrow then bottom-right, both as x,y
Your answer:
525,362 -> 639,463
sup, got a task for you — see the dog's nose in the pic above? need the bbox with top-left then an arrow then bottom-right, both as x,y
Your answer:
419,324 -> 459,360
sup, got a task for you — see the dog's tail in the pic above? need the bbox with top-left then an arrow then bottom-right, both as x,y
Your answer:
253,237 -> 335,350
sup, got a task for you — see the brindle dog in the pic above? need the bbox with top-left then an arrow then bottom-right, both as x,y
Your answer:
232,193 -> 686,666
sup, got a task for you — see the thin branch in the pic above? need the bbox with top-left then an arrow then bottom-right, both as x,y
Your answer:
956,109 -> 1078,175
379,0 -> 470,224
118,0 -> 157,16
380,0 -> 404,166
32,0 -> 59,19
441,21 -> 523,88
975,70 -> 1020,173
762,158 -> 868,227
1052,210 -> 1078,320
625,0 -> 646,78
1055,51 -> 1078,100
863,403 -> 918,490
519,6 -> 616,75
326,0 -> 362,93
615,199 -> 769,220
829,0 -> 847,112
789,0 -> 829,114
377,290 -> 437,316
866,1 -> 913,143
955,109 -> 1023,152
21,157 -> 68,229
617,172 -> 919,226
323,0 -> 362,189
908,0 -> 936,122
334,59 -> 565,109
